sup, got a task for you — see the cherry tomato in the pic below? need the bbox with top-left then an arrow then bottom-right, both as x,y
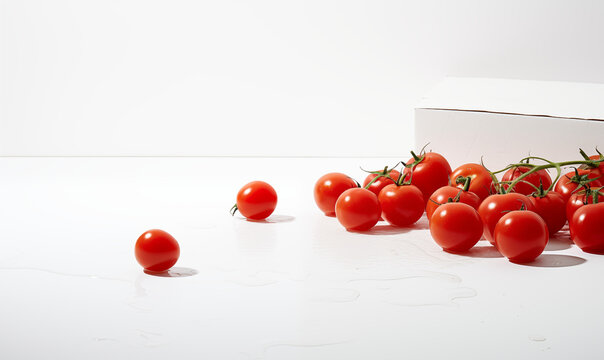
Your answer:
425,185 -> 481,220
587,154 -> 604,176
570,202 -> 604,253
335,188 -> 381,231
234,181 -> 278,220
378,183 -> 424,227
494,210 -> 548,263
314,173 -> 358,216
403,152 -> 452,204
501,166 -> 552,195
553,170 -> 602,203
528,191 -> 567,235
450,163 -> 494,202
566,191 -> 604,239
477,193 -> 535,244
429,202 -> 483,253
135,229 -> 180,272
363,169 -> 401,197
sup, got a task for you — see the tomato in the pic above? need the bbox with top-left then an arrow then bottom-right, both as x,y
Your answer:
429,202 -> 483,253
233,181 -> 278,220
363,169 -> 401,197
528,191 -> 567,235
450,163 -> 494,202
553,169 -> 602,203
425,185 -> 481,220
494,210 -> 548,263
501,166 -> 552,195
378,183 -> 424,227
403,152 -> 452,204
335,188 -> 381,231
570,202 -> 604,253
314,173 -> 358,216
587,154 -> 604,176
566,191 -> 604,239
477,193 -> 535,244
135,229 -> 180,272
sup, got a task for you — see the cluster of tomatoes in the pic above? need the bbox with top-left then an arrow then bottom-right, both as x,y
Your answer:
313,149 -> 604,264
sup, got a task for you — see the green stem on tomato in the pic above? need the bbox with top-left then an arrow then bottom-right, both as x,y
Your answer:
504,159 -> 600,194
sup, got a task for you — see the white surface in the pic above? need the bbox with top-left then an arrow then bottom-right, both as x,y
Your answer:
1,157 -> 602,359
3,1 -> 604,156
417,77 -> 604,120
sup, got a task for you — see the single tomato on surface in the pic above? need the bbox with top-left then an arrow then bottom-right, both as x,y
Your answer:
135,229 -> 180,272
314,172 -> 358,216
494,210 -> 548,263
528,191 -> 567,235
378,183 -> 424,227
477,193 -> 535,244
425,185 -> 481,221
553,169 -> 602,203
501,165 -> 552,195
566,190 -> 604,239
450,163 -> 494,202
363,168 -> 401,197
403,151 -> 452,204
429,202 -> 483,253
232,181 -> 278,220
335,188 -> 381,231
570,202 -> 604,254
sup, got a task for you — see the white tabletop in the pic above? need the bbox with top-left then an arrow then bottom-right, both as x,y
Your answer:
0,157 -> 599,359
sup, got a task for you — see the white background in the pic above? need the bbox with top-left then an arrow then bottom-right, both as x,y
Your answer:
2,0 -> 604,156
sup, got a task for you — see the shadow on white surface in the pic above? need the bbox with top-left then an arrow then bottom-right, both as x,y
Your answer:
238,214 -> 295,223
144,267 -> 199,277
350,220 -> 429,235
519,254 -> 586,268
459,245 -> 503,258
545,233 -> 573,251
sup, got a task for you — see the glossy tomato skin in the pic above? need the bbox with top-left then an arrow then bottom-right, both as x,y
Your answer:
403,152 -> 452,205
528,192 -> 567,235
494,210 -> 548,263
314,173 -> 358,216
502,166 -> 552,195
570,202 -> 604,253
378,184 -> 424,227
236,181 -> 278,220
566,192 -> 604,239
135,229 -> 180,272
429,202 -> 483,253
587,155 -> 604,176
363,170 -> 401,197
425,185 -> 481,220
335,188 -> 381,231
478,193 -> 535,244
553,170 -> 602,203
450,163 -> 494,202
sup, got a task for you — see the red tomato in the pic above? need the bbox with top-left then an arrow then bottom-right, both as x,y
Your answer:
528,191 -> 567,235
425,185 -> 481,220
234,181 -> 278,220
587,154 -> 604,176
378,183 -> 424,227
429,202 -> 483,253
403,152 -> 452,204
363,169 -> 401,197
566,191 -> 604,239
553,170 -> 602,203
477,193 -> 535,244
494,210 -> 548,263
450,163 -> 494,202
135,229 -> 180,272
570,202 -> 604,253
501,166 -> 552,195
335,188 -> 381,231
314,173 -> 358,216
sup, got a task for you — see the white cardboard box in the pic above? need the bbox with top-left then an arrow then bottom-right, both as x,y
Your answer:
415,77 -> 604,171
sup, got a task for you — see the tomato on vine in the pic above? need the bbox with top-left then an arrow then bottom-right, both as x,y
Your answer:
425,178 -> 481,220
231,181 -> 278,220
501,165 -> 552,195
477,193 -> 535,244
528,186 -> 567,236
494,210 -> 548,263
450,163 -> 494,202
362,166 -> 401,197
403,150 -> 452,204
553,169 -> 602,203
378,173 -> 424,227
429,202 -> 483,253
314,172 -> 358,216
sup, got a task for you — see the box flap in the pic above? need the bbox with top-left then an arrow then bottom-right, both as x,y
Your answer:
417,77 -> 604,121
